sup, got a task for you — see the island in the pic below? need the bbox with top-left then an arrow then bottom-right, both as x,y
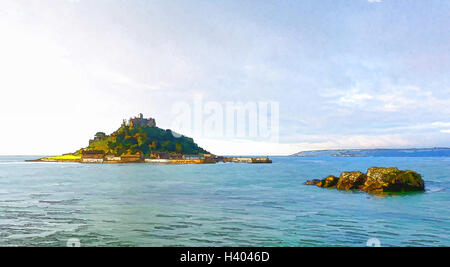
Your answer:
31,114 -> 272,165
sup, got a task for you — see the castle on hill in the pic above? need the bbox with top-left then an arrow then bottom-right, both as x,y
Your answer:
122,113 -> 156,127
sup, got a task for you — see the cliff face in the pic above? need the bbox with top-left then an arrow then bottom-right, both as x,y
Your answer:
306,167 -> 425,194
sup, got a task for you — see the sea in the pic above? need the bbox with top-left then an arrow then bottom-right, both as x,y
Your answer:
0,156 -> 449,247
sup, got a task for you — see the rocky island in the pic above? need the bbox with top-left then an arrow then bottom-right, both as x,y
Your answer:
306,167 -> 425,194
32,114 -> 271,165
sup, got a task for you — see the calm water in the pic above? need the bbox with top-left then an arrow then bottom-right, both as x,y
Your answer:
0,156 -> 449,247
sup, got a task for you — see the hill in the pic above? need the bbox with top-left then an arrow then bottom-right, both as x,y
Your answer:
292,148 -> 450,157
58,114 -> 209,159
80,124 -> 209,157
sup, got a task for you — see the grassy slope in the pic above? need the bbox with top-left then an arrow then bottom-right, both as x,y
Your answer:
44,154 -> 82,160
85,136 -> 116,153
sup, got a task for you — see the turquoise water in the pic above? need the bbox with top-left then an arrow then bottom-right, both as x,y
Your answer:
0,156 -> 449,247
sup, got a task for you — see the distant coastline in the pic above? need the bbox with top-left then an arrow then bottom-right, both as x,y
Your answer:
292,148 -> 450,157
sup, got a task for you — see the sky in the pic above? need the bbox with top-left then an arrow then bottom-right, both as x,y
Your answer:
0,0 -> 449,156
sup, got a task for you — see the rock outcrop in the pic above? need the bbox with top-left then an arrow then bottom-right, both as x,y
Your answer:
305,179 -> 321,186
362,167 -> 425,193
306,176 -> 339,188
306,167 -> 425,194
336,172 -> 366,190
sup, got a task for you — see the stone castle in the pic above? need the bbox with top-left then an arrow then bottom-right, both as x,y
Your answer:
123,113 -> 156,127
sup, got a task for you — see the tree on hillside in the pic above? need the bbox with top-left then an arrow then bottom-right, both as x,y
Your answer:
175,143 -> 183,154
94,125 -> 209,156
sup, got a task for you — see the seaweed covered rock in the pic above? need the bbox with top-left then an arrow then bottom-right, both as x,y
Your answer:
336,171 -> 366,190
319,176 -> 340,188
305,179 -> 321,186
305,176 -> 339,188
306,167 -> 425,194
362,167 -> 425,193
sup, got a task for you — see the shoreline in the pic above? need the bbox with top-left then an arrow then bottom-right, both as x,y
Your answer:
27,157 -> 272,165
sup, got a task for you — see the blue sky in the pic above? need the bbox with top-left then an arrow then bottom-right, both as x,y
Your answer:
0,0 -> 449,155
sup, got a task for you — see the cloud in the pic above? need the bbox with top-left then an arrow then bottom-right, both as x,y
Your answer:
197,138 -> 299,156
87,65 -> 167,91
431,122 -> 450,128
368,0 -> 382,3
368,122 -> 450,134
323,84 -> 450,115
334,89 -> 373,107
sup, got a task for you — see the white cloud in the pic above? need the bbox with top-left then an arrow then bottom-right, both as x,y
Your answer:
87,64 -> 167,91
334,89 -> 373,107
371,122 -> 450,133
197,138 -> 299,156
323,84 -> 450,114
368,0 -> 382,3
432,122 -> 450,128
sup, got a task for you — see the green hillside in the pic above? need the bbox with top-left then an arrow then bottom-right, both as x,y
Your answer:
80,124 -> 209,157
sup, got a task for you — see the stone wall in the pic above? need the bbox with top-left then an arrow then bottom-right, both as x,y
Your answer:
82,158 -> 104,163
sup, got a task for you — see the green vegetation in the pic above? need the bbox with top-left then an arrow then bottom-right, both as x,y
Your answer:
44,154 -> 82,160
94,132 -> 106,140
86,135 -> 116,152
83,125 -> 209,157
